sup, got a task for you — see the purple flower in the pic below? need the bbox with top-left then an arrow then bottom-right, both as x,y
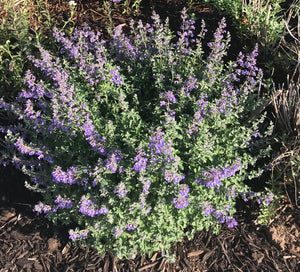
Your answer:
253,131 -> 260,138
205,17 -> 228,82
183,76 -> 198,97
105,149 -> 122,173
264,193 -> 274,206
114,182 -> 128,198
197,159 -> 242,188
97,207 -> 109,215
68,229 -> 88,240
112,24 -> 139,59
172,195 -> 189,209
214,211 -> 226,223
144,206 -> 152,215
126,224 -> 136,231
226,217 -> 238,228
52,166 -> 77,184
176,8 -> 196,53
225,204 -> 231,212
79,196 -> 108,217
163,169 -> 185,184
82,119 -> 94,137
68,229 -> 79,240
202,168 -> 222,187
160,91 -> 177,104
33,202 -> 53,216
148,128 -> 174,163
14,137 -> 53,163
148,128 -> 166,155
202,203 -> 214,216
110,66 -> 122,86
179,184 -> 190,197
133,148 -> 148,172
54,195 -> 72,209
142,179 -> 151,193
79,196 -> 94,216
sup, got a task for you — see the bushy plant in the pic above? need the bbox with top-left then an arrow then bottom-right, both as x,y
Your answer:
0,0 -> 31,98
101,0 -> 143,25
205,0 -> 285,43
0,0 -> 56,99
0,9 -> 274,259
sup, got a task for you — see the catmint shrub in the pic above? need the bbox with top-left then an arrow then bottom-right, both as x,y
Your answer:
0,9 -> 274,259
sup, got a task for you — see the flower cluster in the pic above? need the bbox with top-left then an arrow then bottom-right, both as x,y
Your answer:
172,184 -> 190,209
52,166 -> 77,185
54,195 -> 72,209
201,202 -> 238,228
195,159 -> 242,188
148,128 -> 174,164
79,196 -> 109,217
69,229 -> 89,240
33,202 -> 54,216
133,147 -> 148,172
113,182 -> 128,198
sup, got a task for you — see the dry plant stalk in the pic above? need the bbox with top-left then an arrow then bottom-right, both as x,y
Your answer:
271,4 -> 300,206
273,76 -> 300,137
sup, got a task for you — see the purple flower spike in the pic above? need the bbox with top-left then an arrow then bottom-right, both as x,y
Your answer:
126,224 -> 136,231
226,217 -> 238,228
172,195 -> 189,209
33,202 -> 53,216
202,203 -> 214,216
133,148 -> 148,172
197,159 -> 242,188
160,91 -> 177,105
114,182 -> 128,198
110,66 -> 122,86
54,195 -> 72,209
105,149 -> 122,173
142,179 -> 151,193
264,193 -> 274,206
179,184 -> 190,197
52,166 -> 77,184
164,169 -> 185,184
79,196 -> 108,217
68,229 -> 88,240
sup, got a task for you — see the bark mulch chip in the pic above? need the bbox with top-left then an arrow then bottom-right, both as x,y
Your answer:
0,202 -> 299,272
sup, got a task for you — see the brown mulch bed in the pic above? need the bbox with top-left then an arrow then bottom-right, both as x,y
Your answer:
1,199 -> 299,272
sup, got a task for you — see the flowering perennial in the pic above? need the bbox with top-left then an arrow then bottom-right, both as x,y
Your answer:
0,9 -> 274,259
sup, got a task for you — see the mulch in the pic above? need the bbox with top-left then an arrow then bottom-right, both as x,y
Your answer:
1,199 -> 299,272
1,0 -> 300,271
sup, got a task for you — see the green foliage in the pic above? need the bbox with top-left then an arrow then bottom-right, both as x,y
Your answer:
0,0 -> 31,98
257,190 -> 279,225
0,0 -> 58,99
204,0 -> 285,47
